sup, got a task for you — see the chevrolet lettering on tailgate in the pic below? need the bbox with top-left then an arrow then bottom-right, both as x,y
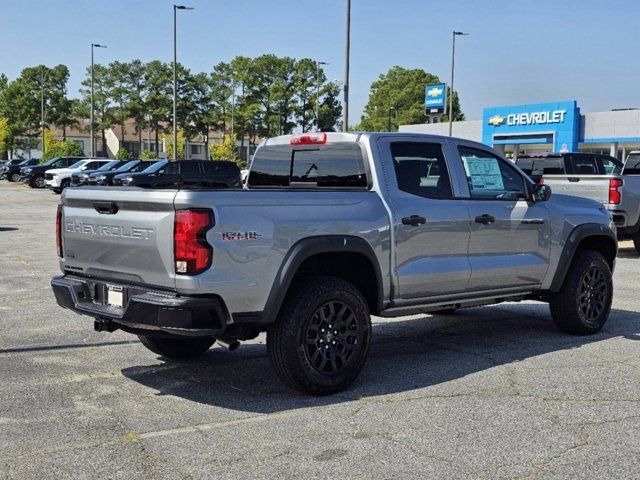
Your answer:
65,220 -> 154,240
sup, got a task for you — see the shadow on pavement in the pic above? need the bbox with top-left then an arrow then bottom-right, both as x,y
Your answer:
122,303 -> 640,413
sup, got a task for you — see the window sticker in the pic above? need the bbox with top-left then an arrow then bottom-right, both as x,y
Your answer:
463,157 -> 504,190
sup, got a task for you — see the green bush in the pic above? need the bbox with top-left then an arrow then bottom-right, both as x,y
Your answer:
139,149 -> 158,160
41,140 -> 85,162
115,148 -> 132,160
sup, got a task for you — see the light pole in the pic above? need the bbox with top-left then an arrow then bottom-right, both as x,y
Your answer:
343,0 -> 351,132
91,43 -> 107,158
173,5 -> 193,161
315,61 -> 329,131
448,31 -> 468,136
40,67 -> 45,157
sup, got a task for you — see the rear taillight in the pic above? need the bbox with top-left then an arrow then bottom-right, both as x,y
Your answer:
609,178 -> 623,205
290,132 -> 327,145
537,177 -> 544,185
56,204 -> 63,258
174,209 -> 214,275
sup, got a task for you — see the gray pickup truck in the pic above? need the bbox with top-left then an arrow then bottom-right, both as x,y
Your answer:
52,133 -> 617,394
515,152 -> 640,253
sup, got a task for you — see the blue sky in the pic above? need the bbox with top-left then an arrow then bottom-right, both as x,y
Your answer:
1,0 -> 639,123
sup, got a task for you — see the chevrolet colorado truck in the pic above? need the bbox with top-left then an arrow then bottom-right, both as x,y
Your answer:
516,152 -> 640,252
52,132 -> 617,395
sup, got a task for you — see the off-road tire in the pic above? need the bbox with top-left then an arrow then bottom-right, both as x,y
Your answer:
267,276 -> 372,395
138,335 -> 215,359
549,250 -> 613,335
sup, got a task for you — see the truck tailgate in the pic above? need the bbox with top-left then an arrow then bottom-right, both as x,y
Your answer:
60,188 -> 177,289
542,175 -> 610,204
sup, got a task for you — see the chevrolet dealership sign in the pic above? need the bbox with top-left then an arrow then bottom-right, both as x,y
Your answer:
425,83 -> 446,109
482,100 -> 580,153
490,109 -> 568,127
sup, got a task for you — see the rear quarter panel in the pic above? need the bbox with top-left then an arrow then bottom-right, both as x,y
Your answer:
173,189 -> 391,315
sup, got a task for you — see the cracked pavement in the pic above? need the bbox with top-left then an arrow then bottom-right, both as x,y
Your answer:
1,182 -> 639,479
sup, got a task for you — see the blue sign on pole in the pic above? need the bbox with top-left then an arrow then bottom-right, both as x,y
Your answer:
425,83 -> 446,110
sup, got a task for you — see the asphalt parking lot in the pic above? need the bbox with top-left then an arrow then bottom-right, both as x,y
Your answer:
0,182 -> 639,479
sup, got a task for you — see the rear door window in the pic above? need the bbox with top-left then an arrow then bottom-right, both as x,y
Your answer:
568,155 -> 598,175
390,142 -> 453,199
535,158 -> 566,175
249,143 -> 367,188
596,155 -> 623,175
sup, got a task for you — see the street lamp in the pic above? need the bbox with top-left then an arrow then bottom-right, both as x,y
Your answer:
91,43 -> 107,158
173,4 -> 193,161
343,0 -> 351,132
315,61 -> 329,131
448,31 -> 468,136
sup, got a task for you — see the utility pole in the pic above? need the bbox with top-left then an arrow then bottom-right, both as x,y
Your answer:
40,67 -> 45,157
342,0 -> 351,132
90,43 -> 107,157
448,31 -> 468,136
173,5 -> 193,161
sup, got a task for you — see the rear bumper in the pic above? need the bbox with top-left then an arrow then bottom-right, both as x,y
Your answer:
51,275 -> 230,337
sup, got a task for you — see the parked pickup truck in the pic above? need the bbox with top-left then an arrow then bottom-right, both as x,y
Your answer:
515,152 -> 640,252
52,132 -> 617,394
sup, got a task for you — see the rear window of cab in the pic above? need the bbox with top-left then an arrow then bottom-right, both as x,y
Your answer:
248,143 -> 368,188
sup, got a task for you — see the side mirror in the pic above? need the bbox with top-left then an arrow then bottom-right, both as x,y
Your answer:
532,183 -> 552,202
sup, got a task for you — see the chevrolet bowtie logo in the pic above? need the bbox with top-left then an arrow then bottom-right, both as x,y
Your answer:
426,87 -> 443,97
488,115 -> 505,126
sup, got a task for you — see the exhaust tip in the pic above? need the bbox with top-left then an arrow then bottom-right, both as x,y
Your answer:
217,338 -> 240,351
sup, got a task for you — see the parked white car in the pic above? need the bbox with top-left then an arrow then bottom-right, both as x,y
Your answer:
45,159 -> 110,193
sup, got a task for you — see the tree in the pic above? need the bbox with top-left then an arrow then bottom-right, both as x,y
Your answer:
144,60 -> 172,153
317,82 -> 342,131
163,128 -> 185,160
115,148 -> 132,160
0,117 -> 8,159
210,136 -> 239,163
358,66 -> 464,131
123,60 -> 147,147
41,137 -> 84,161
79,63 -> 110,156
47,65 -> 75,139
185,72 -> 216,159
293,58 -> 319,133
105,61 -> 131,144
140,149 -> 158,160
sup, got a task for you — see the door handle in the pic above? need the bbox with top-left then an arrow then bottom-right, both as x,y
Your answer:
93,202 -> 119,215
402,215 -> 427,226
568,177 -> 580,182
474,214 -> 495,225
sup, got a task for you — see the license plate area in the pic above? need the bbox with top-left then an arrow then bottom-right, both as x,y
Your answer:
106,285 -> 125,308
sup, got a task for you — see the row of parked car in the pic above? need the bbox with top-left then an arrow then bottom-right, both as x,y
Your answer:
0,156 -> 242,193
514,151 -> 640,253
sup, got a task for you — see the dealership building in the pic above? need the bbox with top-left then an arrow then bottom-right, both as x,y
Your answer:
399,100 -> 640,160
